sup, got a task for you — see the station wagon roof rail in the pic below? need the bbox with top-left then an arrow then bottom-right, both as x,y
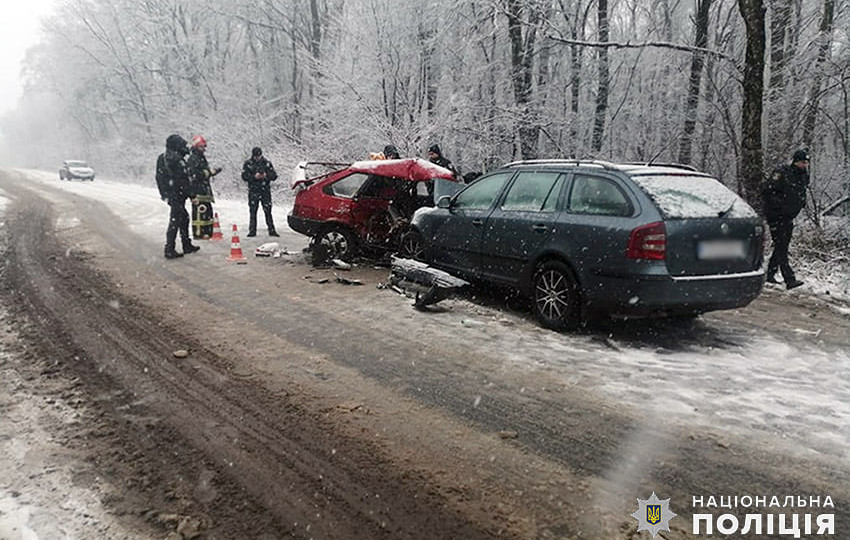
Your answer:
502,159 -> 619,169
620,161 -> 699,172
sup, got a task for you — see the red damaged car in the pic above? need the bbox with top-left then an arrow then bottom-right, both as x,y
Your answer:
288,158 -> 458,259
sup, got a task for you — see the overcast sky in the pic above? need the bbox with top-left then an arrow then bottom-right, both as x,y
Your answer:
0,0 -> 58,115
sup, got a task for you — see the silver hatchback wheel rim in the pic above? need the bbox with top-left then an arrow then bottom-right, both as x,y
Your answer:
535,269 -> 572,322
320,231 -> 349,258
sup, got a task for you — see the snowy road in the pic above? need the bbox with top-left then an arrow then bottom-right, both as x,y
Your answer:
1,168 -> 848,539
12,169 -> 848,458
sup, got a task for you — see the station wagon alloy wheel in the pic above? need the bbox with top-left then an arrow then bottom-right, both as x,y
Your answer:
398,231 -> 426,261
533,261 -> 579,330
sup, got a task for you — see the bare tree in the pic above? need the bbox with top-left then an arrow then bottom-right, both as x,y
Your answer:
737,0 -> 767,207
801,0 -> 836,147
678,0 -> 714,165
591,0 -> 609,153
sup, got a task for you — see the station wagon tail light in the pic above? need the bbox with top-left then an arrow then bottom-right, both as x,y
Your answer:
627,221 -> 666,260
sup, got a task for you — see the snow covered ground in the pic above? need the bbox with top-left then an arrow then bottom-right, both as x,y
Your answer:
7,170 -> 850,464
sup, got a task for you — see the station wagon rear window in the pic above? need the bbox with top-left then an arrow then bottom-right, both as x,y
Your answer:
631,174 -> 757,219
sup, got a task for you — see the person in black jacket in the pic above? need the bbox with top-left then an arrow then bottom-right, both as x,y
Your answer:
161,134 -> 201,259
241,146 -> 278,237
383,145 -> 400,160
425,144 -> 457,205
762,148 -> 810,289
427,144 -> 455,172
186,135 -> 222,239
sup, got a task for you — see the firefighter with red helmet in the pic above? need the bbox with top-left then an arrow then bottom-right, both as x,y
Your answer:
186,135 -> 222,239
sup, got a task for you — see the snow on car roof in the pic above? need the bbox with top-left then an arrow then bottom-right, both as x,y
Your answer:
292,158 -> 457,189
348,158 -> 457,182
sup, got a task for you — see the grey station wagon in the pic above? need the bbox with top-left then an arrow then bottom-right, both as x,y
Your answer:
401,159 -> 765,329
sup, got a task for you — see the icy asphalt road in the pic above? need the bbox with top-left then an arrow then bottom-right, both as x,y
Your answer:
0,168 -> 847,538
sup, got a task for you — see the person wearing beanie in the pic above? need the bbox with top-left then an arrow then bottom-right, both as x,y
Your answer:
383,145 -> 400,160
241,146 -> 279,237
186,135 -> 222,239
425,143 -> 457,205
161,134 -> 201,259
427,144 -> 455,171
762,148 -> 810,290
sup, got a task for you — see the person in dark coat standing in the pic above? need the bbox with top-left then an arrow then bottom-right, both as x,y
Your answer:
425,144 -> 457,205
762,148 -> 810,289
427,144 -> 455,172
186,135 -> 222,239
241,146 -> 279,237
383,145 -> 400,160
161,134 -> 201,259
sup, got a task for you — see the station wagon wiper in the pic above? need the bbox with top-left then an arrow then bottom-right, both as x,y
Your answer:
718,198 -> 737,218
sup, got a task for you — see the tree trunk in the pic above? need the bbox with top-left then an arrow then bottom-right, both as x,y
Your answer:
737,0 -> 767,208
677,0 -> 713,165
591,0 -> 609,153
506,0 -> 540,159
768,0 -> 791,96
765,0 -> 792,160
801,0 -> 835,146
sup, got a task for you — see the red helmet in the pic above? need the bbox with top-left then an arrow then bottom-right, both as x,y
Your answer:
191,135 -> 207,148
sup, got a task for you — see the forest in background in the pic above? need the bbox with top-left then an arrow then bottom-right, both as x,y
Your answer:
0,0 -> 848,214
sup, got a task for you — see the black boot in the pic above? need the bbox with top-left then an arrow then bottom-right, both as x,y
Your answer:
164,248 -> 183,259
268,230 -> 280,237
183,243 -> 201,254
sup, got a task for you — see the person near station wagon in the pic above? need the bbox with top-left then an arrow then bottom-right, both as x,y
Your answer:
762,148 -> 810,290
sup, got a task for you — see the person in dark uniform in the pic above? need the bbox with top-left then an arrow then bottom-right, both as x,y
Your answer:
383,145 -> 400,160
762,148 -> 809,290
427,144 -> 455,172
425,144 -> 457,205
241,146 -> 279,237
186,135 -> 222,239
161,134 -> 201,259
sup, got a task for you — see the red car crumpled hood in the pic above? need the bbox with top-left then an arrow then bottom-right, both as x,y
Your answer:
292,158 -> 457,189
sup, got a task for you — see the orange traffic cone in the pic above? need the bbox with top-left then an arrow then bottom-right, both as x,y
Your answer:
210,213 -> 224,241
226,224 -> 247,262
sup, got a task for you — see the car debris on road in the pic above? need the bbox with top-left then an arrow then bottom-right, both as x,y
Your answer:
389,256 -> 469,309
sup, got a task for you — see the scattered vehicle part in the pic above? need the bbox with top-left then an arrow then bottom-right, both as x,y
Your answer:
389,256 -> 469,309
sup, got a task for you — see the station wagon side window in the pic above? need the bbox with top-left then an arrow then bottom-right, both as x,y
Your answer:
453,172 -> 512,211
568,174 -> 632,216
501,172 -> 565,212
325,173 -> 370,198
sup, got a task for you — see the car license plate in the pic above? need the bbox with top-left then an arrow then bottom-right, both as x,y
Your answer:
697,240 -> 746,260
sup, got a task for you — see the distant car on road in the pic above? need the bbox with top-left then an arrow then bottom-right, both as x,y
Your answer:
59,160 -> 95,181
402,159 -> 766,329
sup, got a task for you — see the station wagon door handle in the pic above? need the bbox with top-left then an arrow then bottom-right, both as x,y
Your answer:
532,224 -> 548,233
472,219 -> 484,227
